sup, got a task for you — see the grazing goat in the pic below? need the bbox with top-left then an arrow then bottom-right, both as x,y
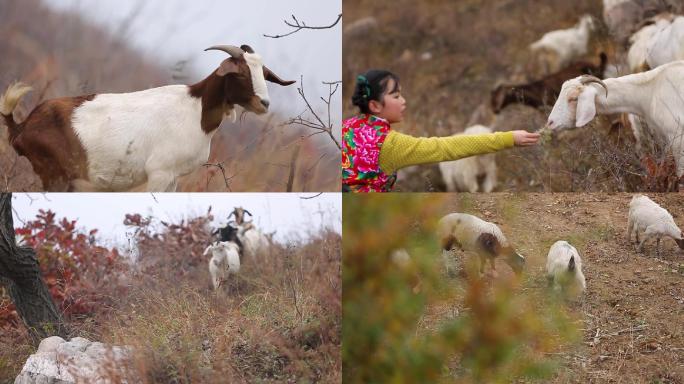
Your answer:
0,45 -> 295,191
627,194 -> 684,256
204,241 -> 241,291
546,241 -> 586,294
437,213 -> 525,276
530,15 -> 595,74
545,62 -> 684,177
491,53 -> 607,114
438,125 -> 498,192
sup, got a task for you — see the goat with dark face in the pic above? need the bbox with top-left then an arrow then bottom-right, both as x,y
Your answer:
491,53 -> 607,114
1,44 -> 295,191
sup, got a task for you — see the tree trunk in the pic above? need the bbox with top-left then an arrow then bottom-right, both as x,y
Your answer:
0,193 -> 68,341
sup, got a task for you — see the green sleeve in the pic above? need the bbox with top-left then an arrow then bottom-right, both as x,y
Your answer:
378,131 -> 515,174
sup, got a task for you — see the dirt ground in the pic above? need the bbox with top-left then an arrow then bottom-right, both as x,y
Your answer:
424,193 -> 684,383
343,0 -> 678,192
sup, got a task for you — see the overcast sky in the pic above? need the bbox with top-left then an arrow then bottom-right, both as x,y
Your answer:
42,0 -> 342,128
11,193 -> 341,250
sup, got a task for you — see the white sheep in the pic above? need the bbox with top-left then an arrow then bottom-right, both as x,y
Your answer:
204,241 -> 241,291
437,213 -> 525,276
627,194 -> 684,256
545,63 -> 684,177
546,241 -> 586,294
438,125 -> 497,192
530,15 -> 595,74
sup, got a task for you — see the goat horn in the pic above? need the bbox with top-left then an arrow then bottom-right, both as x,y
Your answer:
243,209 -> 252,216
579,75 -> 608,97
204,45 -> 244,59
263,66 -> 296,86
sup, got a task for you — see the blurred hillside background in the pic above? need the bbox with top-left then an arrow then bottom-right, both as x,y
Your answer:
343,0 -> 683,192
0,0 -> 341,192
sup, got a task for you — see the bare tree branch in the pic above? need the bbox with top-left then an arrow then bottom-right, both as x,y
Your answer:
264,13 -> 342,39
284,76 -> 341,150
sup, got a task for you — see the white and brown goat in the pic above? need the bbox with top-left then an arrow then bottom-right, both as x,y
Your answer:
0,44 -> 295,191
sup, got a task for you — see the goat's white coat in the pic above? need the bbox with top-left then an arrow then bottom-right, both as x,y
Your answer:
546,240 -> 586,293
204,241 -> 241,291
530,15 -> 595,71
627,17 -> 672,72
239,225 -> 270,259
645,16 -> 684,69
546,61 -> 684,176
627,194 -> 684,255
438,125 -> 497,192
73,85 -> 211,191
244,52 -> 270,106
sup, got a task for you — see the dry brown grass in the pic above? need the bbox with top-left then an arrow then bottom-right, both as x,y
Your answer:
0,219 -> 341,383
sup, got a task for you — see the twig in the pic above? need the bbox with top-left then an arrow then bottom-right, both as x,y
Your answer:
300,192 -> 323,200
283,76 -> 341,150
264,13 -> 342,38
202,162 -> 234,191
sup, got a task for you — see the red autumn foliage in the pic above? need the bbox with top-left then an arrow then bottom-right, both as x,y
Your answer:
0,209 -> 128,330
125,208 -> 215,280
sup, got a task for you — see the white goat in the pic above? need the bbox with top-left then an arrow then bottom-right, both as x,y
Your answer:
204,241 -> 241,291
239,224 -> 270,259
546,241 -> 586,294
438,125 -> 497,192
627,194 -> 684,256
644,16 -> 684,70
437,213 -> 525,276
627,16 -> 673,72
530,15 -> 595,73
545,62 -> 684,177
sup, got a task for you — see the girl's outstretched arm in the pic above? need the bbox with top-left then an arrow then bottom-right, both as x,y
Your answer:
378,130 -> 535,174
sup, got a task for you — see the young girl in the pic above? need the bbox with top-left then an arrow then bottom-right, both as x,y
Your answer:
342,69 -> 540,192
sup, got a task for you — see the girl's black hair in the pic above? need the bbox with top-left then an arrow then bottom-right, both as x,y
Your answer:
351,69 -> 400,114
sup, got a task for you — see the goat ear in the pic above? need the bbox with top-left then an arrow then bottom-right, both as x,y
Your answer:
263,66 -> 296,86
217,59 -> 239,77
575,86 -> 597,127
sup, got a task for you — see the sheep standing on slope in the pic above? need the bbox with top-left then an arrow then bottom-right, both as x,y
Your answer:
530,15 -> 595,74
546,241 -> 586,294
204,241 -> 241,291
437,213 -> 525,276
627,195 -> 684,256
438,125 -> 498,193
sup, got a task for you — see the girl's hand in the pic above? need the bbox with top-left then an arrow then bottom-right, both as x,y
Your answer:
512,130 -> 541,146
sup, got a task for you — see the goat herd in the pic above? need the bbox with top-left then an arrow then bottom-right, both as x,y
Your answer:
443,2 -> 684,192
204,206 -> 271,293
435,194 -> 684,296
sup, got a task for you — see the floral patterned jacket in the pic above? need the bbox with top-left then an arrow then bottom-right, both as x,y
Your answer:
342,114 -> 397,192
